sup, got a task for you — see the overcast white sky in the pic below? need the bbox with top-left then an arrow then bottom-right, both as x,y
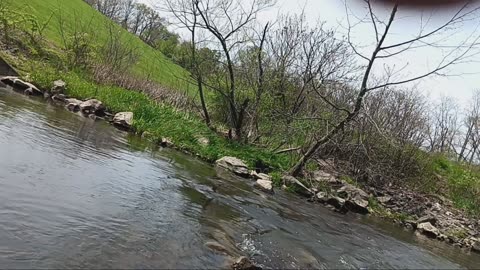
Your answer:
142,0 -> 480,106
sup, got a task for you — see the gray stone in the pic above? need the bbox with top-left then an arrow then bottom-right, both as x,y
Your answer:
251,171 -> 271,181
327,196 -> 345,210
160,137 -> 173,147
254,179 -> 274,194
431,202 -> 442,212
65,98 -> 83,112
79,99 -> 105,115
215,156 -> 249,177
312,170 -> 337,183
316,192 -> 327,203
377,196 -> 392,204
1,76 -> 43,95
113,112 -> 134,129
52,93 -> 66,102
417,215 -> 437,226
345,196 -> 369,214
417,222 -> 440,238
337,184 -> 369,200
51,80 -> 66,94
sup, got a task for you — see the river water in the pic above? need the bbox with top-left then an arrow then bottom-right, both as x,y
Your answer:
0,87 -> 479,269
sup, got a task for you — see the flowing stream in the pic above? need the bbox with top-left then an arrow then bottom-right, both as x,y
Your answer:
1,87 -> 479,269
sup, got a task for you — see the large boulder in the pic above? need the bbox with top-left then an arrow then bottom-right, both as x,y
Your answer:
51,80 -> 66,94
79,99 -> 106,116
65,98 -> 83,112
254,179 -> 274,194
345,196 -> 369,214
337,184 -> 369,200
215,156 -> 249,177
113,112 -> 134,129
417,222 -> 440,238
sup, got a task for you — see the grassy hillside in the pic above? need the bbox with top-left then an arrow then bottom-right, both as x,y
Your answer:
7,0 -> 191,92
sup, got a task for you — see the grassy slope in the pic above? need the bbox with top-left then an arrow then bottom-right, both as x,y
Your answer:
8,0 -> 192,92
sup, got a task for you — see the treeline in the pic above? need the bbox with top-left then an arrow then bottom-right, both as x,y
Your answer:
83,0 -> 179,49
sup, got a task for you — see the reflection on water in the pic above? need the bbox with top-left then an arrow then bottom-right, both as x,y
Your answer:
1,88 -> 479,269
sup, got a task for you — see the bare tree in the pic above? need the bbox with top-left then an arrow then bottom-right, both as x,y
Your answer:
458,90 -> 480,162
289,0 -> 480,176
164,0 -> 211,126
194,0 -> 274,139
425,96 -> 459,154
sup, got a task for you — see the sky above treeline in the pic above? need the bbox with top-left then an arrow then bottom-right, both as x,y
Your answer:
141,0 -> 480,106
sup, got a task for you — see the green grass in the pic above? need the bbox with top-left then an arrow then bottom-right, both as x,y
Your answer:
26,61 -> 290,172
431,155 -> 480,216
5,0 -> 192,93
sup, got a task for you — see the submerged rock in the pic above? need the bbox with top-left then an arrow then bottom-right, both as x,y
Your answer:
417,222 -> 440,238
232,256 -> 261,270
215,156 -> 250,177
254,179 -> 274,194
113,112 -> 134,129
65,98 -> 83,112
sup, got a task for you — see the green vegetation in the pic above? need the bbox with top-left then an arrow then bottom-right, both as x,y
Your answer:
27,62 -> 290,170
431,155 -> 480,216
0,0 -> 479,220
368,197 -> 412,222
4,0 -> 190,91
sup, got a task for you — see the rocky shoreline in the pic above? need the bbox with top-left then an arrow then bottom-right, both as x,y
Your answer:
1,76 -> 479,267
218,155 -> 480,254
